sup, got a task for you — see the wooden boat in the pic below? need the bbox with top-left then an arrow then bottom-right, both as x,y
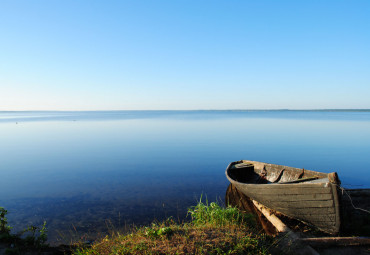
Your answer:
225,160 -> 342,234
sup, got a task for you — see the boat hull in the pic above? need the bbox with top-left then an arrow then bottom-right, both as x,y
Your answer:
226,160 -> 341,234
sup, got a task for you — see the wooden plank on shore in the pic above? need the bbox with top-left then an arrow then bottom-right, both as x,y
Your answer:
252,200 -> 289,233
301,237 -> 370,247
252,200 -> 319,255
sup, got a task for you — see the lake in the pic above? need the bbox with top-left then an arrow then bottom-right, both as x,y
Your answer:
1,110 -> 369,244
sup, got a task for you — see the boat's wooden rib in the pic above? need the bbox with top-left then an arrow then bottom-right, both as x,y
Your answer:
226,160 -> 341,234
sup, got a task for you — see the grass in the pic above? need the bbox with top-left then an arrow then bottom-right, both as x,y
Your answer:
73,198 -> 272,255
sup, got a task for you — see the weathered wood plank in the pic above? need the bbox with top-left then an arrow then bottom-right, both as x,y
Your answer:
330,181 -> 341,235
301,237 -> 370,247
311,223 -> 337,227
245,183 -> 329,189
252,200 -> 320,255
290,218 -> 336,226
302,220 -> 336,226
256,205 -> 334,213
299,214 -> 336,222
252,200 -> 289,232
274,207 -> 335,215
236,186 -> 332,195
265,200 -> 334,208
253,196 -> 334,208
253,194 -> 334,209
254,193 -> 333,202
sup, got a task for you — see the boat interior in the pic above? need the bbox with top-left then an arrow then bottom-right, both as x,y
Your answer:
228,161 -> 329,185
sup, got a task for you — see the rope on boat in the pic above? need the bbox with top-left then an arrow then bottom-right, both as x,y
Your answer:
338,185 -> 370,215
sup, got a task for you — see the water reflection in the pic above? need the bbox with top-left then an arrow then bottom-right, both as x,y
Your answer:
0,111 -> 369,244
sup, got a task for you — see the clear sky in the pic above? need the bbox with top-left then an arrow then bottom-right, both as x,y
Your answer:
1,0 -> 369,110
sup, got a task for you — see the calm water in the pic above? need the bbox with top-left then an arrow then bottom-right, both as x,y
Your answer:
1,110 -> 370,244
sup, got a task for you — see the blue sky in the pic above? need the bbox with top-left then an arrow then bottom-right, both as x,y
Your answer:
1,0 -> 369,110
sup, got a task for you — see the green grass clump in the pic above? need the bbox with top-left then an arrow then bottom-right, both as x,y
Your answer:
73,199 -> 271,255
188,198 -> 255,227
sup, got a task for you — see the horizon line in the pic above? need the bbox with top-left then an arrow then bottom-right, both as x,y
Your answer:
1,109 -> 370,112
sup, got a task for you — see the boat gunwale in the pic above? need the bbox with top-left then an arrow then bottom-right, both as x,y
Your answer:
226,160 -> 331,185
